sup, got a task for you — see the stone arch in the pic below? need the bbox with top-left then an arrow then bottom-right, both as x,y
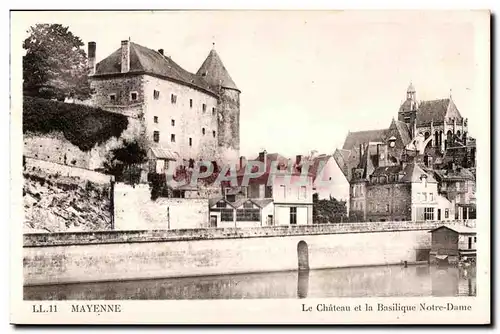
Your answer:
297,240 -> 309,271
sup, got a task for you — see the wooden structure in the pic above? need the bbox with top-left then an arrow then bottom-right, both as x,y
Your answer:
429,225 -> 476,265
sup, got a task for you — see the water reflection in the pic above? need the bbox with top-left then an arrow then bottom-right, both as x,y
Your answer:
24,264 -> 476,300
297,270 -> 309,299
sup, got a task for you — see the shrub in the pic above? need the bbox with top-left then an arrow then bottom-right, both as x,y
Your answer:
23,96 -> 128,151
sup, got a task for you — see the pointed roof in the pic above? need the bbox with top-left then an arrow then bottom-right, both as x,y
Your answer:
389,119 -> 412,146
407,82 -> 416,93
399,163 -> 437,183
94,42 -> 218,96
196,49 -> 239,91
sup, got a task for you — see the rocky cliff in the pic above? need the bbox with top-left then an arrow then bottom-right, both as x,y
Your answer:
23,168 -> 112,233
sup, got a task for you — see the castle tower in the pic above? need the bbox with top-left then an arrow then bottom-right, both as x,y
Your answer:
197,46 -> 240,165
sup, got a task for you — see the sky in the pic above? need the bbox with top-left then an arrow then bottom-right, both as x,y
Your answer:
13,10 -> 489,158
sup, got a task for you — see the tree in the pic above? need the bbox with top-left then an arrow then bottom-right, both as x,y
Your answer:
312,193 -> 347,224
103,140 -> 147,183
23,24 -> 92,101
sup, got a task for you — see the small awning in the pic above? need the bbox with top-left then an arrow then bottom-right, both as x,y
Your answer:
436,255 -> 448,260
150,147 -> 179,160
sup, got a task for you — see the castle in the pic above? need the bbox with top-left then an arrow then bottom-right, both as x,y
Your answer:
87,39 -> 241,167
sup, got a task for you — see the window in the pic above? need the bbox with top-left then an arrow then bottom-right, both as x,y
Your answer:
220,209 -> 234,222
171,119 -> 175,126
445,209 -> 449,218
171,134 -> 176,142
226,194 -> 236,202
429,193 -> 434,201
202,103 -> 207,112
153,116 -> 158,123
171,94 -> 177,104
190,99 -> 193,108
236,208 -> 260,221
212,107 -> 216,115
423,192 -> 427,201
109,94 -> 116,102
280,185 -> 286,199
424,207 -> 434,221
386,204 -> 390,212
130,92 -> 138,101
202,128 -> 206,135
422,177 -> 427,187
153,90 -> 160,99
216,201 -> 226,208
153,131 -> 160,143
213,130 -> 216,138
290,207 -> 297,225
474,237 -> 477,243
300,186 -> 307,199
387,188 -> 390,196
189,138 -> 192,147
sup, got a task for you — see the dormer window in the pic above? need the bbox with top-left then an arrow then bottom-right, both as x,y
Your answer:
109,94 -> 116,102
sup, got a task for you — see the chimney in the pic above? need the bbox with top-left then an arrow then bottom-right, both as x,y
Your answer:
88,41 -> 96,75
158,49 -> 164,56
239,156 -> 247,170
295,154 -> 302,166
121,40 -> 130,73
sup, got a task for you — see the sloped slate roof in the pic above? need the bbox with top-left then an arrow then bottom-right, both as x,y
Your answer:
415,98 -> 463,126
433,168 -> 475,181
370,165 -> 402,177
342,129 -> 387,151
399,163 -> 437,183
196,49 -> 239,91
393,120 -> 412,145
94,42 -> 218,95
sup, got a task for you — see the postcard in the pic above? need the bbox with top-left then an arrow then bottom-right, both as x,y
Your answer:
10,10 -> 491,325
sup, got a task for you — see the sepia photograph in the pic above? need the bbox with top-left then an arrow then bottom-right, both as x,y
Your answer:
10,9 -> 490,324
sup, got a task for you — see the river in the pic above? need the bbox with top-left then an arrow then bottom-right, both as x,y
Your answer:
24,264 -> 476,300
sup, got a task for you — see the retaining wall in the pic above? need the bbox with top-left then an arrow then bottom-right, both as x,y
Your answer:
23,221 -> 472,286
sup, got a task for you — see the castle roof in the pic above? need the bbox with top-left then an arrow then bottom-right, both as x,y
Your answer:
196,49 -> 239,91
94,42 -> 218,96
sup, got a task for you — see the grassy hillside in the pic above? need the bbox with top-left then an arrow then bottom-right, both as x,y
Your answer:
23,96 -> 129,151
